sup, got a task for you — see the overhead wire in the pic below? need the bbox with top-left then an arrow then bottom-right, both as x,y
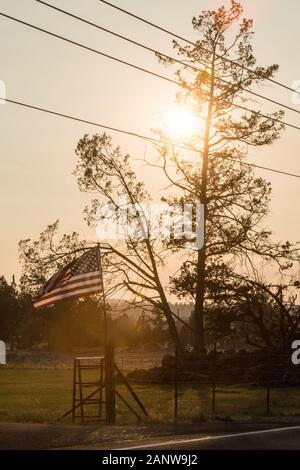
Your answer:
35,0 -> 300,117
1,12 -> 300,132
1,96 -> 300,179
98,0 -> 300,96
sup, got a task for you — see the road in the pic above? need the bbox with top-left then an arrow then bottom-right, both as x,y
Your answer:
1,422 -> 300,450
115,425 -> 300,450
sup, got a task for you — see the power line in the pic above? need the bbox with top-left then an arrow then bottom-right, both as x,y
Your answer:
35,0 -> 300,117
98,0 -> 300,97
1,95 -> 300,179
0,13 -> 180,87
1,12 -> 300,132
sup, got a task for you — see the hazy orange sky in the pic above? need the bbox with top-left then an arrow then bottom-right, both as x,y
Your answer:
1,0 -> 300,281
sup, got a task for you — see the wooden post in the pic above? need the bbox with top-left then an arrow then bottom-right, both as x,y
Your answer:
97,243 -> 116,424
266,350 -> 271,415
212,342 -> 216,416
72,358 -> 77,423
105,343 -> 116,424
174,346 -> 178,424
266,384 -> 270,415
77,359 -> 84,423
99,357 -> 104,420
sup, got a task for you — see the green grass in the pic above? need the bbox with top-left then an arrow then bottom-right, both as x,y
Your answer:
1,368 -> 300,424
0,369 -> 73,422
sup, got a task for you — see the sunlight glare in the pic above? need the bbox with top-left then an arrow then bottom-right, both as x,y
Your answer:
165,108 -> 200,141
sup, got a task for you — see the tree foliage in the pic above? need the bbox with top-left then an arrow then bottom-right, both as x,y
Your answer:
153,0 -> 299,350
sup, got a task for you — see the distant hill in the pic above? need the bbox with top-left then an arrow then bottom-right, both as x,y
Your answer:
107,299 -> 193,321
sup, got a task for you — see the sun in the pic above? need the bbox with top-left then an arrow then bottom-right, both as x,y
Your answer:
165,108 -> 200,140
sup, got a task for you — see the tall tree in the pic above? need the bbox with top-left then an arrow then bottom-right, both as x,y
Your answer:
154,0 -> 297,352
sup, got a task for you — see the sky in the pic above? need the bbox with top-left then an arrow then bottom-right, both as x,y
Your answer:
1,0 -> 300,281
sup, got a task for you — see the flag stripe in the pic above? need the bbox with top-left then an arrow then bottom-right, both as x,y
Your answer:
59,271 -> 100,285
33,280 -> 102,304
40,265 -> 71,295
34,285 -> 102,309
55,276 -> 102,291
44,272 -> 101,295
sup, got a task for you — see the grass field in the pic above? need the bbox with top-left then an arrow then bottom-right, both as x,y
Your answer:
1,368 -> 300,424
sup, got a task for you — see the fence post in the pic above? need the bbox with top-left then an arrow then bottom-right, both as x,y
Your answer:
212,342 -> 217,416
266,383 -> 271,415
266,350 -> 271,415
105,343 -> 116,424
174,345 -> 178,425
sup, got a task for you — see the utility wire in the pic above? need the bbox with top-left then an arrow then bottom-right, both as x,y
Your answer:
0,13 -> 180,88
1,12 -> 300,132
35,0 -> 300,116
1,96 -> 300,179
99,0 -> 300,97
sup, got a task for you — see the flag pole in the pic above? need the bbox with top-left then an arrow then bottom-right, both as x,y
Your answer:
97,242 -> 108,349
97,242 -> 115,423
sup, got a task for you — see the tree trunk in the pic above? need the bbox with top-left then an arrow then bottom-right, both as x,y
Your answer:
163,302 -> 183,352
194,50 -> 216,353
194,249 -> 206,353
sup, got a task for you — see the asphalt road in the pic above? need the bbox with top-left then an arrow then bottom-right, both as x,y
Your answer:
1,422 -> 300,450
117,425 -> 300,450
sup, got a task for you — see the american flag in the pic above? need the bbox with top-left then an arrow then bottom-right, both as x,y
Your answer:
33,247 -> 103,310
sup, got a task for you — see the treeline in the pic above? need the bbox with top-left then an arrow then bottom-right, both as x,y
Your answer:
2,273 -> 300,354
0,276 -> 170,351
